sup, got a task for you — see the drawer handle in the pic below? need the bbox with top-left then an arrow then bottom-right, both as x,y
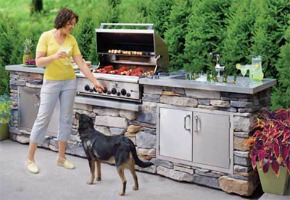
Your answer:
184,114 -> 191,131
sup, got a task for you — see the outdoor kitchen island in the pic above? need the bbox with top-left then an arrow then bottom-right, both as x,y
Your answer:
5,64 -> 276,196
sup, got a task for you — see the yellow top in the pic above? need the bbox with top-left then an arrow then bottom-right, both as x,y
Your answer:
36,29 -> 81,80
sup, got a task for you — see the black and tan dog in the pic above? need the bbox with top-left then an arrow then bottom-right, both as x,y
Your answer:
75,112 -> 153,196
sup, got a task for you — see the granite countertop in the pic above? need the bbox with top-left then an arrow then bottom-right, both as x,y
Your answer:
5,64 -> 45,74
6,64 -> 276,94
139,76 -> 277,94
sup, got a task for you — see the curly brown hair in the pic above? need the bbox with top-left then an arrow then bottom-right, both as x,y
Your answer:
54,8 -> 79,29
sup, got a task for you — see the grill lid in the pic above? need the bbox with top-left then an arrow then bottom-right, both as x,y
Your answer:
96,23 -> 169,72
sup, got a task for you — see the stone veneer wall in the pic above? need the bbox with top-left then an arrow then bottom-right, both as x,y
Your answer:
8,71 -> 272,196
141,85 -> 271,196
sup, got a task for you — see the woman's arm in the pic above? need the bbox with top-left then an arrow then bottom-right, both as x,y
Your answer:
35,51 -> 67,67
73,54 -> 104,93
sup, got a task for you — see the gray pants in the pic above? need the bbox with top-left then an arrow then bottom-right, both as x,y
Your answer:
30,79 -> 77,144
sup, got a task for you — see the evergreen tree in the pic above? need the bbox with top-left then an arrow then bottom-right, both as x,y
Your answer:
108,0 -> 121,7
75,16 -> 96,62
250,0 -> 290,79
164,0 -> 192,70
97,0 -> 121,24
118,1 -> 150,23
184,0 -> 231,73
221,0 -> 258,75
271,26 -> 290,109
31,0 -> 43,14
108,0 -> 121,23
0,14 -> 21,95
136,1 -> 150,22
148,0 -> 173,38
250,0 -> 276,78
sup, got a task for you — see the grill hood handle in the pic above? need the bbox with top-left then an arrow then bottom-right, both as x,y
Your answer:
99,23 -> 154,30
153,55 -> 162,75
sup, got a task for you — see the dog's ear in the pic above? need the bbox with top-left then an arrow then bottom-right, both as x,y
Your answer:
75,112 -> 81,120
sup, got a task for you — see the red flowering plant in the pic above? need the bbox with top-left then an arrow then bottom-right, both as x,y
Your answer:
243,109 -> 290,176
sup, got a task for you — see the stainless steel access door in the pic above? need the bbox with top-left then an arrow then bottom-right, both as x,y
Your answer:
18,86 -> 59,137
159,107 -> 193,161
192,112 -> 230,169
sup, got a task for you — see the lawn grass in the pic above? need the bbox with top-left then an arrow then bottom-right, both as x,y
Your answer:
0,0 -> 106,36
0,0 -> 150,36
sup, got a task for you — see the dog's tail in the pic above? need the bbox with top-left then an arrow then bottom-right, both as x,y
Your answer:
130,143 -> 153,168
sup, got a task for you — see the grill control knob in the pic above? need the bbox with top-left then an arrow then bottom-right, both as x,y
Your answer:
90,88 -> 94,92
111,88 -> 117,95
84,85 -> 90,91
126,93 -> 131,97
107,91 -> 111,95
121,89 -> 127,96
103,87 -> 108,93
117,92 -> 121,96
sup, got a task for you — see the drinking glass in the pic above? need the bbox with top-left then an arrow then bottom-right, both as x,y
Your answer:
240,66 -> 248,77
238,65 -> 251,86
59,46 -> 72,65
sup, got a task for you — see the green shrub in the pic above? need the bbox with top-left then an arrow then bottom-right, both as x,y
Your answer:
184,0 -> 231,73
164,0 -> 192,70
271,26 -> 290,110
250,0 -> 290,79
106,0 -> 121,23
119,0 -> 151,23
0,94 -> 12,125
75,16 -> 97,62
148,0 -> 173,38
0,14 -> 22,95
221,0 -> 257,75
0,66 -> 9,95
31,0 -> 43,14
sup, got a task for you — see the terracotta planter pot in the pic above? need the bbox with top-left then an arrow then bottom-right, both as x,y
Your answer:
0,123 -> 9,141
258,165 -> 290,195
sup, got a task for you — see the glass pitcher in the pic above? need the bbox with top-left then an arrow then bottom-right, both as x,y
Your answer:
250,56 -> 264,82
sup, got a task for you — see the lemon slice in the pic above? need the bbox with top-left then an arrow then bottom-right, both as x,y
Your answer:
236,64 -> 241,69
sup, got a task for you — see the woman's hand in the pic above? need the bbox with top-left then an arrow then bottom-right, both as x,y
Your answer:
93,80 -> 104,93
36,51 -> 67,67
73,54 -> 104,92
55,51 -> 67,60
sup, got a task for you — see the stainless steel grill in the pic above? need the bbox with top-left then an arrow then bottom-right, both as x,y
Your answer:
77,23 -> 169,102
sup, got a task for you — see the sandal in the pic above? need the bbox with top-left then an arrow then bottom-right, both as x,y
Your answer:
57,158 -> 75,169
27,160 -> 39,174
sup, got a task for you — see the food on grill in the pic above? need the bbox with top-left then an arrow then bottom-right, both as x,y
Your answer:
94,65 -> 153,77
108,49 -> 143,56
95,65 -> 114,73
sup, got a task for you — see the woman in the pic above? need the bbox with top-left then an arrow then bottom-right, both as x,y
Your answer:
26,8 -> 103,174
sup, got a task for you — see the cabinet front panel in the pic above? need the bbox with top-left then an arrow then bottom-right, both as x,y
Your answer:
159,108 -> 192,161
192,112 -> 230,169
18,87 -> 59,136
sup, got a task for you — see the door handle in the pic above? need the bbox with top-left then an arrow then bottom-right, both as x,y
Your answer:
33,93 -> 40,97
194,116 -> 200,133
184,114 -> 191,131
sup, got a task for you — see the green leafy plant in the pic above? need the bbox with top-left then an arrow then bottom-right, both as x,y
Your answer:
0,94 -> 12,125
244,109 -> 290,176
